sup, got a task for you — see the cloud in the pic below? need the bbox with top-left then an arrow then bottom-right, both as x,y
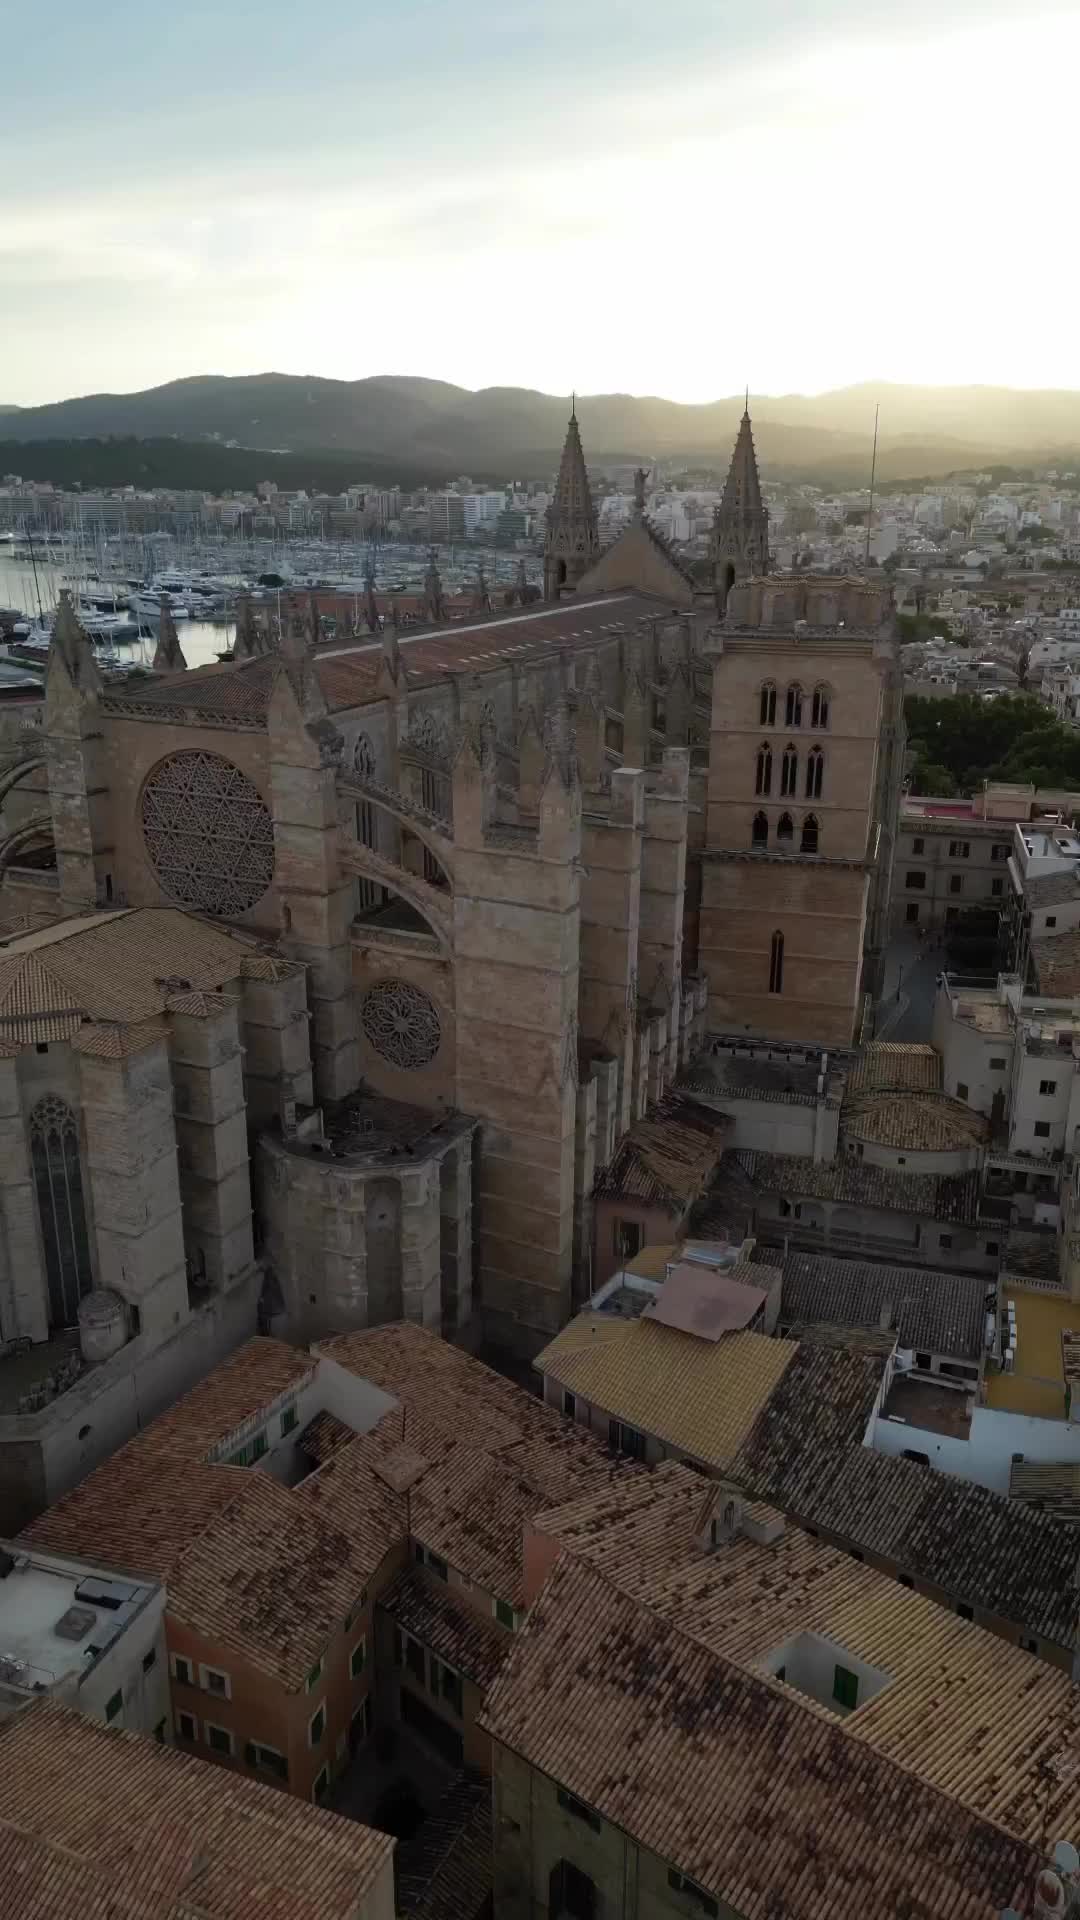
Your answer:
6,0 -> 1080,403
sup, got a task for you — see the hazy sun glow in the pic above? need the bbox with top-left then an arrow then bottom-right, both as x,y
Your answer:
3,0 -> 1077,405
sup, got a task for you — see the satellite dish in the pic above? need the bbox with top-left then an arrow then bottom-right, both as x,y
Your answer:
1053,1840 -> 1080,1876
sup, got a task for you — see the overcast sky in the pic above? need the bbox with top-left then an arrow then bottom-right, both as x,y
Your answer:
5,0 -> 1077,406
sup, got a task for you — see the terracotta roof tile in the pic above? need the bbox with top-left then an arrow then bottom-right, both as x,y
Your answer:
530,1463 -> 1080,1857
0,1698 -> 392,1917
480,1554 -> 1038,1920
847,1042 -> 943,1094
0,908 -> 265,1031
535,1314 -> 799,1472
592,1094 -> 727,1209
1032,927 -> 1080,997
733,1146 -> 982,1225
843,1088 -> 989,1152
380,1566 -> 508,1689
777,1249 -> 989,1360
396,1770 -> 492,1920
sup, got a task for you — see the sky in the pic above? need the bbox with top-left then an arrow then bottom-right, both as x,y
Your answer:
4,0 -> 1079,408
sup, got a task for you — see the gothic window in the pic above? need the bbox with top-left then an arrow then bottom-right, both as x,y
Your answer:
354,799 -> 384,913
755,744 -> 772,796
759,682 -> 776,726
780,744 -> 799,797
751,810 -> 769,848
29,1096 -> 93,1329
801,813 -> 819,854
811,684 -> 830,729
769,931 -> 785,995
777,812 -> 794,845
805,746 -> 824,799
352,732 -> 375,779
360,981 -> 442,1070
141,750 -> 274,916
785,683 -> 804,728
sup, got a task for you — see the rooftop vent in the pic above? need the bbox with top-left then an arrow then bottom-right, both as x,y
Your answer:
53,1603 -> 97,1643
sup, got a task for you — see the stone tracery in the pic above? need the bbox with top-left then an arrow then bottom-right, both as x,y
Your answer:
141,749 -> 274,916
360,980 -> 442,1070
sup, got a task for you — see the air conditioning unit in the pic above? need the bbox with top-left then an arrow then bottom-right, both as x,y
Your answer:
1003,1347 -> 1015,1372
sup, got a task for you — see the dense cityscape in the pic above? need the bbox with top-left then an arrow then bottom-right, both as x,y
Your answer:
7,0 -> 1080,1900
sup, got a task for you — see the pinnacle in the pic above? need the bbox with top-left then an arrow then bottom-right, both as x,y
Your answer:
720,408 -> 765,519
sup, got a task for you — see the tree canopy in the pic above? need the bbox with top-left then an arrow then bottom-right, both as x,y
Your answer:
905,693 -> 1080,796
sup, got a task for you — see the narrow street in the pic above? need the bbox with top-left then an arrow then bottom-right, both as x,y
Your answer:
874,928 -> 946,1044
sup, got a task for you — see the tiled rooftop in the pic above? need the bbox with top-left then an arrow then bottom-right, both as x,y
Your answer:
1032,926 -> 1080,997
103,592 -> 668,723
846,1042 -> 943,1095
0,1697 -> 393,1918
25,1327 -> 626,1690
777,1250 -> 989,1361
481,1549 -> 1040,1920
522,1464 -> 1080,1864
536,1314 -> 798,1471
733,1146 -> 982,1225
733,1422 -> 1080,1650
592,1093 -> 727,1209
843,1089 -> 989,1153
0,907 -> 275,1040
380,1567 -> 508,1690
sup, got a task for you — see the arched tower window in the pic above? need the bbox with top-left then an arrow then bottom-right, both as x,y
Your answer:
785,683 -> 804,728
759,682 -> 776,726
755,744 -> 773,796
801,813 -> 819,854
812,684 -> 830,729
805,746 -> 824,799
769,930 -> 785,995
29,1096 -> 93,1329
780,744 -> 799,797
752,810 -> 769,848
777,812 -> 794,845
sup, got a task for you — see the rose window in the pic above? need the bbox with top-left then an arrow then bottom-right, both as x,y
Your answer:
141,750 -> 274,916
360,980 -> 441,1070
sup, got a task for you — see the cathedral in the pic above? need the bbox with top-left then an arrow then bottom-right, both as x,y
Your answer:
0,406 -> 900,1476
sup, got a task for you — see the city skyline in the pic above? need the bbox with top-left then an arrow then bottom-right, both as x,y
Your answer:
6,0 -> 1078,409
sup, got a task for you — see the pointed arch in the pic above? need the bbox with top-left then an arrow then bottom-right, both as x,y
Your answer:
805,746 -> 824,799
29,1096 -> 93,1329
785,683 -> 804,728
811,684 -> 830,729
751,810 -> 769,848
780,744 -> 798,797
755,743 -> 773,796
768,930 -> 785,995
777,812 -> 794,845
759,681 -> 776,726
801,813 -> 819,854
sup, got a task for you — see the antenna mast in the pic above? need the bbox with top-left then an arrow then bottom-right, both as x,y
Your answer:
864,402 -> 880,573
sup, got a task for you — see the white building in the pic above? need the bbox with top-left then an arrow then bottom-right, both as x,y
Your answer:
0,1539 -> 167,1734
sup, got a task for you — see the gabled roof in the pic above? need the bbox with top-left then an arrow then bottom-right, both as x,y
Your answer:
777,1250 -> 988,1360
592,1093 -> 728,1210
732,1146 -> 982,1224
0,1698 -> 393,1919
480,1552 -> 1039,1920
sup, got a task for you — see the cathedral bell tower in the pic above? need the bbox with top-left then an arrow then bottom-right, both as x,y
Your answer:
711,401 -> 770,614
544,401 -> 601,600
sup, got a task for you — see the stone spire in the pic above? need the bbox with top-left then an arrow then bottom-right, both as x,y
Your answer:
710,402 -> 770,614
232,595 -> 269,659
543,401 -> 600,601
47,591 -> 102,700
363,550 -> 379,633
424,549 -> 447,624
152,596 -> 187,673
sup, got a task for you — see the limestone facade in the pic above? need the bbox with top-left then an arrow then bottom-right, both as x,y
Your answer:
0,906 -> 308,1531
699,575 -> 901,1048
0,414 -> 902,1365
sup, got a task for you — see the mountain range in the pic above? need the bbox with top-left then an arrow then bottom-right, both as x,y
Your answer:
2,375 -> 1079,484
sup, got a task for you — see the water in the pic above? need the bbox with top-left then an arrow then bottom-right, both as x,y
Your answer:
0,554 -> 233,670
